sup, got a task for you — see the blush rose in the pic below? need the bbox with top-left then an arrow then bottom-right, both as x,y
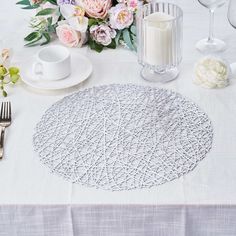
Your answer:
82,0 -> 112,19
56,23 -> 86,47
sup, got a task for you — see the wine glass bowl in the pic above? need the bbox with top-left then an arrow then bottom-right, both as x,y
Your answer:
198,0 -> 226,9
196,0 -> 227,53
227,0 -> 236,76
228,0 -> 236,29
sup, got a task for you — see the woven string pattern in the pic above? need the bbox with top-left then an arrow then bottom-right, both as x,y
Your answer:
33,84 -> 213,191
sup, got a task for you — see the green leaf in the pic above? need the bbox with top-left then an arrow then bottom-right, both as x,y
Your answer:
130,25 -> 136,35
16,0 -> 30,5
22,4 -> 40,9
131,34 -> 137,51
10,74 -> 20,84
0,66 -> 7,76
41,32 -> 51,46
115,30 -> 122,45
47,24 -> 56,33
9,67 -> 19,76
46,0 -> 57,5
123,29 -> 135,51
107,39 -> 116,49
2,90 -> 7,97
47,17 -> 53,26
24,34 -> 43,46
58,14 -> 65,21
24,32 -> 41,41
88,38 -> 103,53
36,8 -> 56,16
88,18 -> 98,27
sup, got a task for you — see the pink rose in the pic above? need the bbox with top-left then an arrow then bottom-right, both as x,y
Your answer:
127,0 -> 139,10
56,23 -> 86,47
109,4 -> 134,30
90,24 -> 116,46
82,0 -> 112,19
116,0 -> 139,11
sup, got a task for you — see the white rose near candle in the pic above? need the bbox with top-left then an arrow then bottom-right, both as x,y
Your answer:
194,56 -> 230,89
137,2 -> 183,83
144,12 -> 174,66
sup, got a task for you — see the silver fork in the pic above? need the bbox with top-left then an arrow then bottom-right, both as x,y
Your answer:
0,102 -> 11,160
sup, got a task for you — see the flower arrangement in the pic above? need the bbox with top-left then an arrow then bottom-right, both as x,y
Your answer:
0,49 -> 21,97
17,0 -> 146,52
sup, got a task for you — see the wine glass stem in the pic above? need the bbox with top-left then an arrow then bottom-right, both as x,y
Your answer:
208,9 -> 215,43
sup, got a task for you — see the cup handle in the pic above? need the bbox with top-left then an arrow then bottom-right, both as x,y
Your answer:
32,62 -> 43,80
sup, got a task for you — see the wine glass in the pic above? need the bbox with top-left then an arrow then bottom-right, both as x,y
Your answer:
228,0 -> 236,75
196,0 -> 227,53
228,0 -> 236,29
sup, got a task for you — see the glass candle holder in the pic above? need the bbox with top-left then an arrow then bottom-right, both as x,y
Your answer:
137,2 -> 183,82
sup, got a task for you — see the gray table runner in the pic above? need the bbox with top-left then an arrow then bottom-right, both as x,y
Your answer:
1,205 -> 236,236
33,84 -> 213,190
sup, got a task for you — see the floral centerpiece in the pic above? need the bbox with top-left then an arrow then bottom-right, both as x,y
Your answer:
0,49 -> 21,97
17,0 -> 146,52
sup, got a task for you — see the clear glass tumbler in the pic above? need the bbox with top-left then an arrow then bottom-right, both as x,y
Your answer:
137,2 -> 183,82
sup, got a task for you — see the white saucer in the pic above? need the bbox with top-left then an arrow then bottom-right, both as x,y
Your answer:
20,52 -> 92,90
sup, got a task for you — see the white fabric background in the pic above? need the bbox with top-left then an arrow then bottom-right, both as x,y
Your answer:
0,0 -> 236,205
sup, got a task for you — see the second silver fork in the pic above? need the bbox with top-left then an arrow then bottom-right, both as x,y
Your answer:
0,102 -> 12,160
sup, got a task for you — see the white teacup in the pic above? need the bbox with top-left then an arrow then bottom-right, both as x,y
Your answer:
33,45 -> 71,81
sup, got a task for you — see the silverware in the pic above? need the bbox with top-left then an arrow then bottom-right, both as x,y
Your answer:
0,102 -> 11,160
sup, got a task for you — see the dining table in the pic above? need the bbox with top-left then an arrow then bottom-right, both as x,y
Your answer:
1,0 -> 236,235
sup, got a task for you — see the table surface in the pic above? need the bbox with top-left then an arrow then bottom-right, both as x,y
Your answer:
0,0 -> 236,205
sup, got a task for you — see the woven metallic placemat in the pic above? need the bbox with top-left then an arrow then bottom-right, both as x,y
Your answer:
33,84 -> 213,191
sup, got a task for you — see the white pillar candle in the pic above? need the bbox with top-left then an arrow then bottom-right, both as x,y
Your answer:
144,12 -> 174,66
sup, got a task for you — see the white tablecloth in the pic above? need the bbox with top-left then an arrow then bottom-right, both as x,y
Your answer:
0,0 -> 236,205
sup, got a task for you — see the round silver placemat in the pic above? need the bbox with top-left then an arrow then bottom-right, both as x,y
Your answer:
33,84 -> 213,191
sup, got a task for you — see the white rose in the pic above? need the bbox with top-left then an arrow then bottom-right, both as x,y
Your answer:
59,4 -> 88,32
194,56 -> 230,89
